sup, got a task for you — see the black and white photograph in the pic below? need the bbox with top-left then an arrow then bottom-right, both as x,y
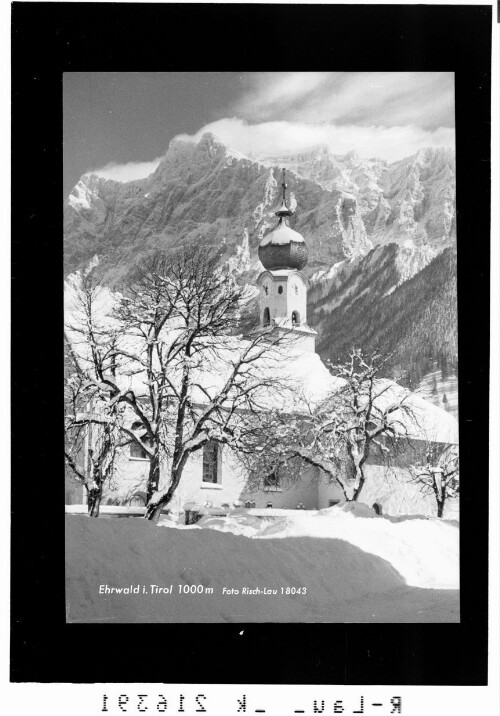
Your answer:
9,0 -> 495,700
63,70 -> 460,624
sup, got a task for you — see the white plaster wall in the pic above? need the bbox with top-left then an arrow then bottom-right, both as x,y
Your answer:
103,447 -> 324,514
241,465 -> 320,510
101,450 -> 459,519
317,466 -> 460,518
272,278 -> 288,319
287,275 -> 307,324
356,465 -> 459,519
104,447 -> 249,514
104,450 -> 151,504
258,271 -> 308,328
317,476 -> 349,509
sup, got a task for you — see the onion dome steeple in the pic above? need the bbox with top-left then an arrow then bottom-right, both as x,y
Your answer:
258,169 -> 308,271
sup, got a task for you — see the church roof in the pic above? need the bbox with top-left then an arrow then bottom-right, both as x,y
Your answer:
260,222 -> 305,247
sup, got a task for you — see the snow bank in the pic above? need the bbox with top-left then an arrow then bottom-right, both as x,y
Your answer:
198,505 -> 459,590
66,515 -> 459,623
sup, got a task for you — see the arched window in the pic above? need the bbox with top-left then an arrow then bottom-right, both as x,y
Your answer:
202,441 -> 221,484
278,285 -> 283,294
263,470 -> 280,490
129,420 -> 151,460
263,307 -> 271,326
291,310 -> 300,326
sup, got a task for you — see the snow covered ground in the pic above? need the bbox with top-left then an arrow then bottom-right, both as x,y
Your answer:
66,505 -> 459,623
171,504 -> 459,590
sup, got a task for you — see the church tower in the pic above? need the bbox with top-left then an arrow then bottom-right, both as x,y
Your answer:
257,169 -> 317,353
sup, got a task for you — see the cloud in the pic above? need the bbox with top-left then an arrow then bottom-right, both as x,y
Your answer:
232,72 -> 455,130
174,72 -> 455,163
89,73 -> 455,181
235,72 -> 333,121
90,157 -> 163,182
176,117 -> 455,163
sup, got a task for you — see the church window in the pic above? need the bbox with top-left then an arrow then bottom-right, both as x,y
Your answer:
129,423 -> 151,460
294,284 -> 299,295
292,310 -> 300,326
263,470 -> 281,491
264,285 -> 268,295
128,491 -> 147,506
263,307 -> 271,326
202,440 -> 221,483
278,285 -> 283,294
130,441 -> 150,460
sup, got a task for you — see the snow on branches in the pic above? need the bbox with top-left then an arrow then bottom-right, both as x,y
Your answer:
65,246 -> 297,522
409,442 -> 459,517
241,349 -> 423,502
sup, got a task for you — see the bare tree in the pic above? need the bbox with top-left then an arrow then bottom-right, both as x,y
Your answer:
64,276 -> 152,515
64,335 -> 126,516
409,442 -> 459,517
321,349 -> 419,500
237,405 -> 351,500
136,256 -> 294,520
65,248 -> 294,523
241,349 -> 419,502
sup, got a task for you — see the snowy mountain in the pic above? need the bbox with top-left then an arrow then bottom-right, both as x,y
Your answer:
312,245 -> 458,388
263,145 -> 456,250
65,133 -> 455,279
416,370 -> 458,420
64,132 -> 457,389
65,133 -> 380,283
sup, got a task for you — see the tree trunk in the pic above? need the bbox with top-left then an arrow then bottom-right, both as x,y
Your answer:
145,467 -> 182,523
351,480 -> 364,502
437,498 -> 444,518
87,488 -> 102,517
145,501 -> 164,524
145,453 -> 189,523
146,450 -> 161,504
351,459 -> 365,502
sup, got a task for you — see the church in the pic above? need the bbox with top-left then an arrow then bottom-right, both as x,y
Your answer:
65,171 -> 459,519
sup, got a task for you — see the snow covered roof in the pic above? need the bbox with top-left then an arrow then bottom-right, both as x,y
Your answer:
65,276 -> 457,445
368,379 -> 458,445
260,221 -> 305,247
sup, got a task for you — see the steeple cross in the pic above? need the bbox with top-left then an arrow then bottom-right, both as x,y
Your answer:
281,168 -> 287,207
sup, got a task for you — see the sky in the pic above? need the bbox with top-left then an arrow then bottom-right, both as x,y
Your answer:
64,72 -> 455,197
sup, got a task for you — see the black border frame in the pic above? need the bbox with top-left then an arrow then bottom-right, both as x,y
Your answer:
11,2 -> 491,685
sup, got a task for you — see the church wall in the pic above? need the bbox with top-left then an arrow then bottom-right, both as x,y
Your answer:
317,477 -> 348,509
73,442 -> 459,519
287,276 -> 306,324
102,446 -> 248,515
272,278 -> 288,320
240,466 -> 320,510
100,446 -> 323,513
355,464 -> 459,519
317,456 -> 459,518
65,469 -> 86,505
